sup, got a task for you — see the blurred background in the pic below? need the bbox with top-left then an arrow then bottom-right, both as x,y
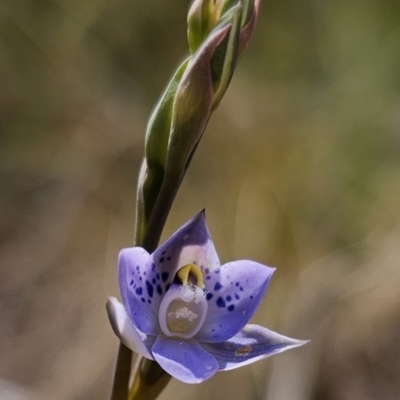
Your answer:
1,0 -> 400,399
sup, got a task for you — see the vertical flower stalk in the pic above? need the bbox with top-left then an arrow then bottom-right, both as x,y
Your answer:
110,1 -> 264,400
137,0 -> 262,252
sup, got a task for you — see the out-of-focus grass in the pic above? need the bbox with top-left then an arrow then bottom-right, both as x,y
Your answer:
1,1 -> 400,399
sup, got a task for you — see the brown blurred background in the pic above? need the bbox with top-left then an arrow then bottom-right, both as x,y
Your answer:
1,0 -> 400,399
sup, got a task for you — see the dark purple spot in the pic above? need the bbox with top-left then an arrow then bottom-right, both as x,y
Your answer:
144,271 -> 146,276
216,297 -> 226,308
235,282 -> 239,287
214,282 -> 223,291
148,299 -> 151,304
156,273 -> 160,280
136,266 -> 140,270
151,263 -> 156,271
135,287 -> 143,295
165,283 -> 171,292
146,281 -> 154,298
211,328 -> 215,332
235,294 -> 240,300
152,278 -> 156,284
156,285 -> 162,295
226,295 -> 232,302
206,275 -> 211,280
227,305 -> 235,312
161,272 -> 169,282
130,280 -> 133,286
139,277 -> 142,281
250,295 -> 253,299
159,257 -> 165,263
141,298 -> 145,303
167,257 -> 171,261
162,251 -> 166,255
206,292 -> 213,301
205,268 -> 210,274
214,270 -> 220,274
240,286 -> 243,291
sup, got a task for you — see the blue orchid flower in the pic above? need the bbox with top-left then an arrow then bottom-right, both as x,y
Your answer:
107,211 -> 307,384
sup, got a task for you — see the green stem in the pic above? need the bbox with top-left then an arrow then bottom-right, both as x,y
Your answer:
110,163 -> 180,400
142,173 -> 182,252
111,93 -> 209,400
129,359 -> 171,400
110,344 -> 133,400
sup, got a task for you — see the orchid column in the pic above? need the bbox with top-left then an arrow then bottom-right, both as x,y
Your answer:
107,1 -> 288,400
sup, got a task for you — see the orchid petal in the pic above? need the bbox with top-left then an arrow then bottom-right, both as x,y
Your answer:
152,334 -> 219,384
196,260 -> 275,342
152,211 -> 220,291
106,297 -> 156,360
202,324 -> 308,370
118,247 -> 163,335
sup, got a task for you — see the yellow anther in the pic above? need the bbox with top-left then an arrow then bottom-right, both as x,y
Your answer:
177,264 -> 205,289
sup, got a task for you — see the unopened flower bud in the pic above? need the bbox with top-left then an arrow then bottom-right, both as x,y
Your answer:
164,25 -> 231,177
187,0 -> 216,54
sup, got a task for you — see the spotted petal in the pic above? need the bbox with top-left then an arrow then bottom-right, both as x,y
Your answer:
118,247 -> 163,335
152,335 -> 219,384
202,324 -> 308,370
152,210 -> 220,291
196,261 -> 275,343
106,297 -> 156,360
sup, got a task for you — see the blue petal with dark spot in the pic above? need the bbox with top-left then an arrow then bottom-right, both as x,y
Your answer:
161,272 -> 169,282
146,281 -> 154,298
216,297 -> 226,308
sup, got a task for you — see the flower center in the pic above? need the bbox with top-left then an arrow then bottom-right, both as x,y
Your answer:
158,282 -> 208,339
176,263 -> 205,288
